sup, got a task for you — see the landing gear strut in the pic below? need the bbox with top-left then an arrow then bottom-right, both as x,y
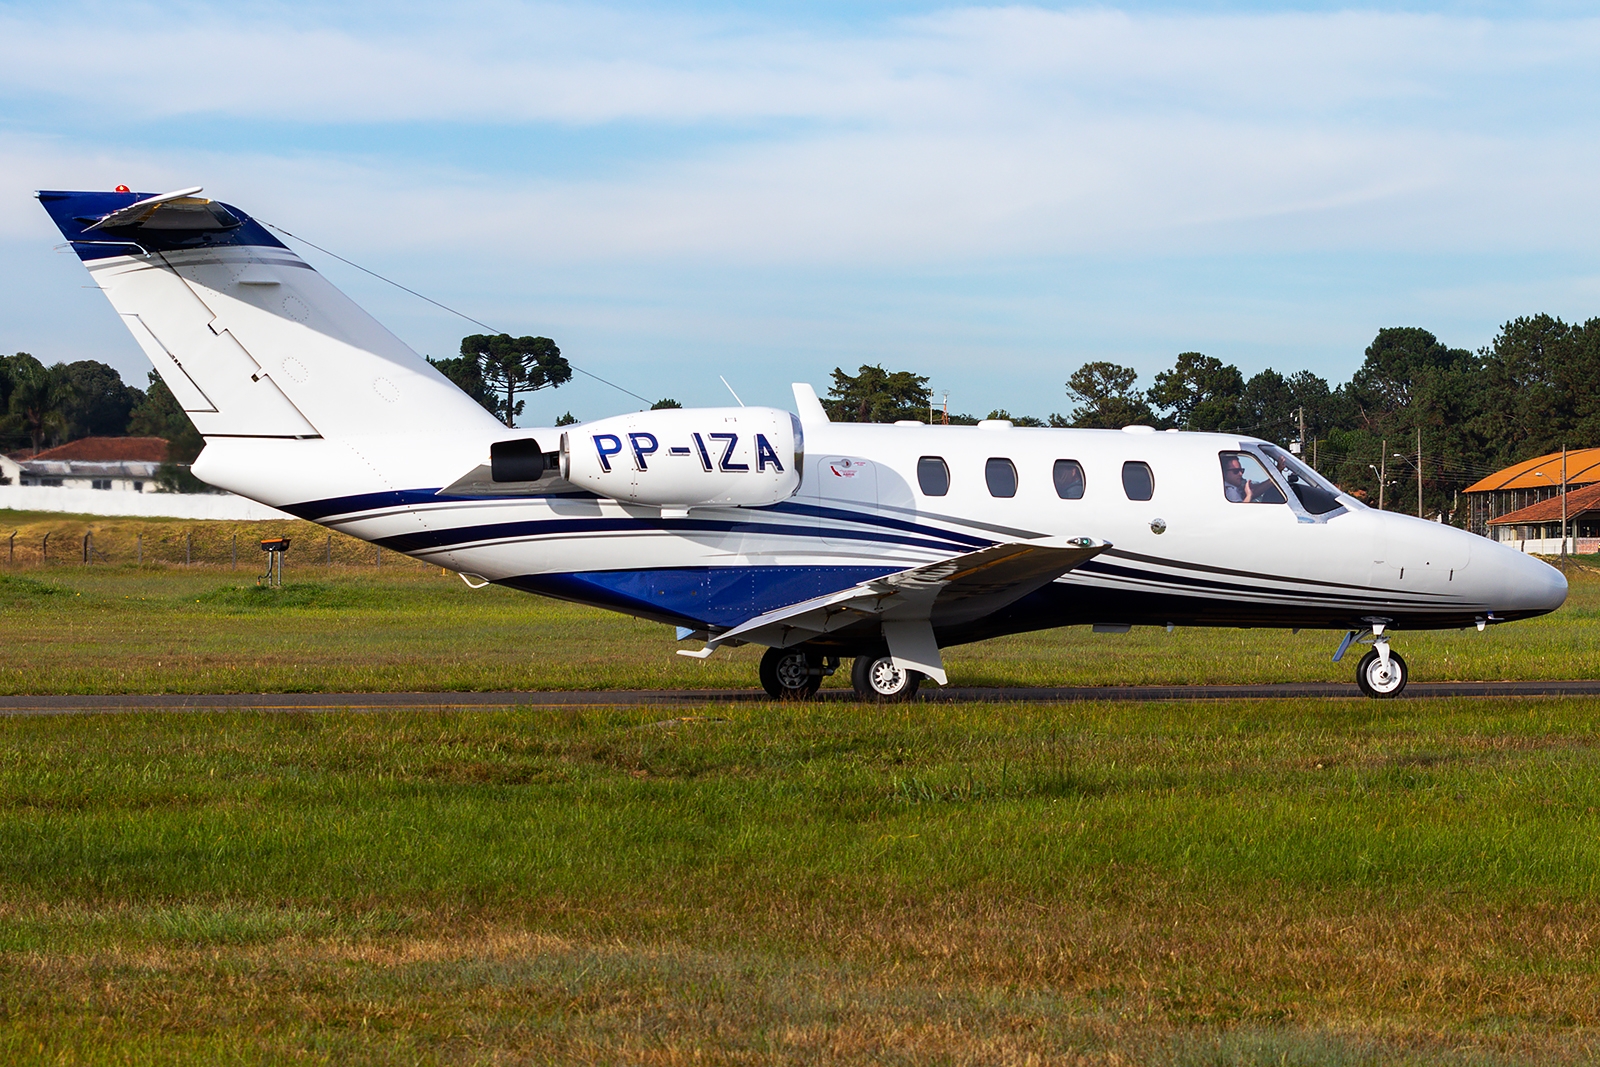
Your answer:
758,647 -> 829,700
1335,620 -> 1409,698
851,651 -> 922,702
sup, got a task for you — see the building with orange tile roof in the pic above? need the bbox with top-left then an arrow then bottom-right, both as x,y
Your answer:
1463,448 -> 1600,541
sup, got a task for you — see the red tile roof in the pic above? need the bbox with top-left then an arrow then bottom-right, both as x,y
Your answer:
1487,480 -> 1600,526
16,436 -> 169,462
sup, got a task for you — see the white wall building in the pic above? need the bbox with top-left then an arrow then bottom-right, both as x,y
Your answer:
1,436 -> 166,492
0,437 -> 293,520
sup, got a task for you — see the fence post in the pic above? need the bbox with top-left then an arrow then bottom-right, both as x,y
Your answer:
82,530 -> 91,565
136,533 -> 142,566
231,534 -> 237,570
41,531 -> 48,562
8,530 -> 14,564
185,533 -> 191,566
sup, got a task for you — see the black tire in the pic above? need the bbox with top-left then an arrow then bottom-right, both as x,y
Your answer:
1355,647 -> 1408,698
850,652 -> 922,703
759,646 -> 822,700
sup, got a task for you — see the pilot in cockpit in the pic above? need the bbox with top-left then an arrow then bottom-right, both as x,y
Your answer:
1221,452 -> 1287,504
1222,456 -> 1251,501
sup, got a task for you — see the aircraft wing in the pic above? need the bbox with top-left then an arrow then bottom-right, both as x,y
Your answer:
680,536 -> 1109,684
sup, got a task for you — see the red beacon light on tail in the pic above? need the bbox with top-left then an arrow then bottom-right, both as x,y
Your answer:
114,185 -> 129,193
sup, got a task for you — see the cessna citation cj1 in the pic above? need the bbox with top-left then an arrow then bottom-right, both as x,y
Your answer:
39,188 -> 1569,700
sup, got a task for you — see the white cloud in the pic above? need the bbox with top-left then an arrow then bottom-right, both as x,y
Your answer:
8,2 -> 1600,409
4,3 -> 1599,267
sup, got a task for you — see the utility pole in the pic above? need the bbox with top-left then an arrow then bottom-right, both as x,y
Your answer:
1562,444 -> 1569,556
1297,406 -> 1306,456
1378,439 -> 1387,511
1416,426 -> 1423,519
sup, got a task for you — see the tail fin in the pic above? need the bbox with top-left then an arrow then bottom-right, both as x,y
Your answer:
37,188 -> 502,443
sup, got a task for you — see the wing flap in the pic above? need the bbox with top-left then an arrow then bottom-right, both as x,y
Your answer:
680,537 -> 1109,675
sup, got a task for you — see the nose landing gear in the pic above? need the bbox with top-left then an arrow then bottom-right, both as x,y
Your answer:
1335,620 -> 1409,698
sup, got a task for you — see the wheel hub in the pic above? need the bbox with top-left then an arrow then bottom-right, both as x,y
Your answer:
869,658 -> 906,695
774,653 -> 811,690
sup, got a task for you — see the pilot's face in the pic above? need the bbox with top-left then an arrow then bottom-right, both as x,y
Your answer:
1223,460 -> 1244,483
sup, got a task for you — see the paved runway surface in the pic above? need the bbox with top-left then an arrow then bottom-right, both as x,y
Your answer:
3,680 -> 1600,713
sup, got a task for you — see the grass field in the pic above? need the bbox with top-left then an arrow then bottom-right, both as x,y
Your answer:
7,511 -> 1600,1062
1,509 -> 1596,693
8,698 -> 1600,1063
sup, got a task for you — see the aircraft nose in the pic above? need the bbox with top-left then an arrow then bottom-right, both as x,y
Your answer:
1478,540 -> 1568,616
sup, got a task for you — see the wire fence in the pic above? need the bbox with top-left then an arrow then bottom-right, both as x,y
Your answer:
0,520 -> 430,573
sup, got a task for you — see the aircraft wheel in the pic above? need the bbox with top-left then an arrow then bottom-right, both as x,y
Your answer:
759,647 -> 822,700
1356,648 -> 1408,698
851,652 -> 922,702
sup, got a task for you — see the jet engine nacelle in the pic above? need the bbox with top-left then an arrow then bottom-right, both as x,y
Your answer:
560,406 -> 803,508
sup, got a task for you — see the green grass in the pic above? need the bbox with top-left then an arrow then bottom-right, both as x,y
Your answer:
7,699 -> 1600,1062
0,557 -> 1597,693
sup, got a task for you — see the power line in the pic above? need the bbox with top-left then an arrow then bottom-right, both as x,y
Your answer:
261,221 -> 652,407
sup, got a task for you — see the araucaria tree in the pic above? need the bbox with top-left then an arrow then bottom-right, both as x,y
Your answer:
454,334 -> 572,427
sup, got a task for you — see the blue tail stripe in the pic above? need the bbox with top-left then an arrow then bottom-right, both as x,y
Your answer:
37,190 -> 288,262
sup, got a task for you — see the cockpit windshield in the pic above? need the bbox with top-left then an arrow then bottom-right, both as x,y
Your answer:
1256,444 -> 1345,515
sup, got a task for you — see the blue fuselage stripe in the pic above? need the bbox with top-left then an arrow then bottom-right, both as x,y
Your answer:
371,515 -> 976,555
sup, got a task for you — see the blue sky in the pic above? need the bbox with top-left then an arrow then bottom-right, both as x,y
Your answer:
4,1 -> 1600,422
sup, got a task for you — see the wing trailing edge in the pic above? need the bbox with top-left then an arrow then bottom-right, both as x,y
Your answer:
677,536 -> 1110,684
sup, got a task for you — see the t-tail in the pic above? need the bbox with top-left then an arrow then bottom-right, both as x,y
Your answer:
37,187 -> 510,510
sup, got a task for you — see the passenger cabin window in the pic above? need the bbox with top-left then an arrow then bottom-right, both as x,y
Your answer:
1121,461 -> 1154,501
1219,452 -> 1287,504
985,457 -> 1017,498
1053,459 -> 1085,500
917,456 -> 950,497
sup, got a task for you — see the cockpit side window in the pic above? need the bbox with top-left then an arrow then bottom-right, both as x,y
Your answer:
1257,444 -> 1344,515
1121,461 -> 1154,501
1219,452 -> 1287,504
1053,459 -> 1085,500
917,456 -> 950,497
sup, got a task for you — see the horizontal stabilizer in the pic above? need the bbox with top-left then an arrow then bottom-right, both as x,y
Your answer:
83,187 -> 239,233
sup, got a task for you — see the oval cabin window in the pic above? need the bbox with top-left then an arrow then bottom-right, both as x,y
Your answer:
917,456 -> 950,496
1053,459 -> 1085,500
985,457 -> 1018,498
1121,461 -> 1154,501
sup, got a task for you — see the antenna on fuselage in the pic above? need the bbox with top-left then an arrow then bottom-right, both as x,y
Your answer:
720,376 -> 746,407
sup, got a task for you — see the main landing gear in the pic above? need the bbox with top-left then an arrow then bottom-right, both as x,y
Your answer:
758,647 -> 834,700
1334,620 -> 1409,698
851,651 -> 922,703
757,647 -> 923,702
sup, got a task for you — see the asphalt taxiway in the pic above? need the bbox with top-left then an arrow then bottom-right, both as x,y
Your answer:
2,680 -> 1599,714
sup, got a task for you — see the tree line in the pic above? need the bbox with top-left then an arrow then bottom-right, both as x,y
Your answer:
0,353 -> 204,490
825,315 -> 1600,521
11,314 -> 1597,515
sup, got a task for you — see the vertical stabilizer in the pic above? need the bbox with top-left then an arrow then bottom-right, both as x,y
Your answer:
37,189 -> 503,444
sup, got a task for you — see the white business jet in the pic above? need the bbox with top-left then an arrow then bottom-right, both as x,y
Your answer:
38,188 -> 1568,700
